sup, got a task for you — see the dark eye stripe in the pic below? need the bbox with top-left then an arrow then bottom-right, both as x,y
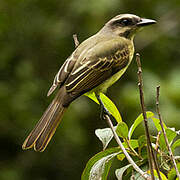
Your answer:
113,18 -> 133,26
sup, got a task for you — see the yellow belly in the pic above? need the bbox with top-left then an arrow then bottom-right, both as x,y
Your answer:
98,63 -> 130,92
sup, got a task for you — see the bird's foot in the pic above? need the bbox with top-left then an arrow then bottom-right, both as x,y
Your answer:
96,95 -> 111,120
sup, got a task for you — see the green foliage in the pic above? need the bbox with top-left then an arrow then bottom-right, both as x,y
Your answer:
95,127 -> 114,150
1,0 -> 180,179
85,92 -> 122,122
115,164 -> 132,180
138,135 -> 147,149
83,93 -> 180,179
81,147 -> 120,180
172,139 -> 180,153
85,92 -> 100,104
168,163 -> 180,180
128,111 -> 154,139
159,128 -> 177,152
152,117 -> 167,131
116,122 -> 128,139
132,168 -> 167,180
147,170 -> 167,180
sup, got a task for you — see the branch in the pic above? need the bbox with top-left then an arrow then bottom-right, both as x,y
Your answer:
155,131 -> 161,152
104,114 -> 150,179
136,53 -> 162,180
73,34 -> 79,48
156,86 -> 180,180
96,95 -> 149,178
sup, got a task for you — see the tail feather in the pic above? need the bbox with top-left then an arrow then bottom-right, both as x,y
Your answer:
34,103 -> 66,152
22,87 -> 67,152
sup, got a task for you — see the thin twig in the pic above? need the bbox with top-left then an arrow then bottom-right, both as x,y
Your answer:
97,95 -> 148,178
136,53 -> 155,179
73,34 -> 79,48
131,170 -> 135,180
105,114 -> 150,179
156,86 -> 180,180
126,139 -> 142,159
136,53 -> 162,180
155,131 -> 161,152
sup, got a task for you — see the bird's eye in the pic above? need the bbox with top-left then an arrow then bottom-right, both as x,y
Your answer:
112,18 -> 133,27
121,19 -> 132,26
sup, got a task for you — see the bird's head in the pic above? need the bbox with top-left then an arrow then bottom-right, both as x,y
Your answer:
103,14 -> 156,40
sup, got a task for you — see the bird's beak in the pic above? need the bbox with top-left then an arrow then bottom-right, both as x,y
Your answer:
137,18 -> 156,27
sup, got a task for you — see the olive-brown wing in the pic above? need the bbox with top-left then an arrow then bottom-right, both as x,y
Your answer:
65,39 -> 130,99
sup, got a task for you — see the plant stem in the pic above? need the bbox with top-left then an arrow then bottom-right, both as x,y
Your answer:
73,34 -> 79,48
97,94 -> 149,179
155,131 -> 161,152
156,85 -> 180,180
105,114 -> 150,179
136,53 -> 162,180
126,139 -> 142,159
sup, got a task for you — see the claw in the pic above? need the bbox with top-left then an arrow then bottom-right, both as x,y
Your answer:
96,95 -> 111,120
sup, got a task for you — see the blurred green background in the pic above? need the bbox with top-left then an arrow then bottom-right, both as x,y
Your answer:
0,0 -> 180,179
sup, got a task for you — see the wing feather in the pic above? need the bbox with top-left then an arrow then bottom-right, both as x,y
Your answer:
47,54 -> 76,96
65,39 -> 130,97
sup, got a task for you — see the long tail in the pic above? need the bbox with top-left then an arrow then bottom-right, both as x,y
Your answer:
22,87 -> 67,152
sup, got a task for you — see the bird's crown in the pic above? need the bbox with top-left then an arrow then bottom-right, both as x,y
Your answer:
102,14 -> 156,39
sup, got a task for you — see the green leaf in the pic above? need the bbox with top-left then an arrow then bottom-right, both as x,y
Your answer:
128,111 -> 154,139
116,122 -> 128,138
159,128 -> 177,151
140,146 -> 148,159
123,139 -> 139,149
138,135 -> 147,149
117,153 -> 125,161
132,165 -> 148,180
85,91 -> 99,104
95,127 -> 114,150
85,92 -> 122,122
115,141 -> 139,162
99,93 -> 122,122
172,139 -> 180,153
147,169 -> 168,180
133,166 -> 168,180
81,147 -> 120,180
115,164 -> 132,180
152,117 -> 167,131
168,163 -> 180,180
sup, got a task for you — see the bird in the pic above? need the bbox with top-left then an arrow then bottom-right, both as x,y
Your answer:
22,14 -> 156,152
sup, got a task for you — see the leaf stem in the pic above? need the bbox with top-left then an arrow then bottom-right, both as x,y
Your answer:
156,85 -> 180,180
126,139 -> 142,159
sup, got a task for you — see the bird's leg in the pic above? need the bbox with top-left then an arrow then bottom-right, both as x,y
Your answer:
99,98 -> 104,120
96,95 -> 111,120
